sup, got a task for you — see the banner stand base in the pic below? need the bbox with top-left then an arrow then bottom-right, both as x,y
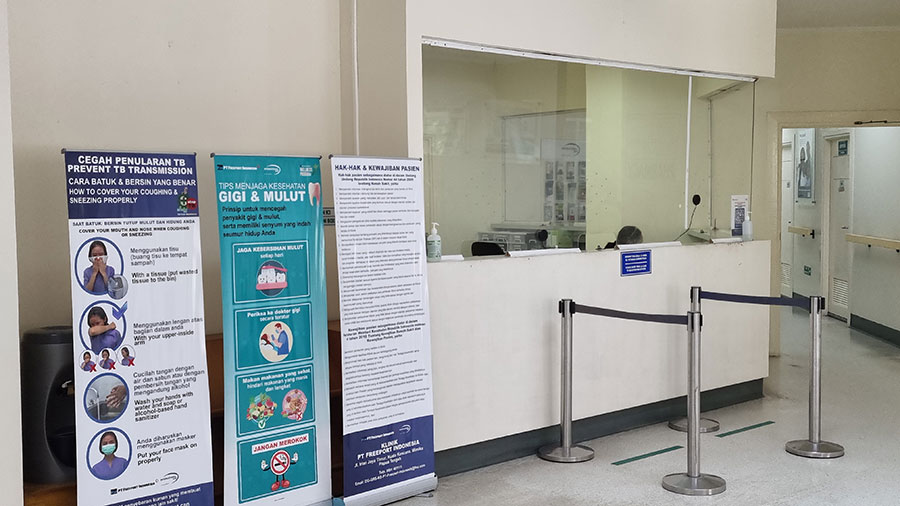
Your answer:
341,474 -> 438,506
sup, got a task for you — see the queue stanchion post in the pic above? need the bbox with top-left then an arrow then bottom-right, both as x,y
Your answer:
538,299 -> 594,463
668,286 -> 720,434
785,296 -> 844,459
662,310 -> 726,496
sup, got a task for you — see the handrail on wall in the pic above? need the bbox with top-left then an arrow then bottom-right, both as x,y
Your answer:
846,233 -> 900,252
788,226 -> 815,238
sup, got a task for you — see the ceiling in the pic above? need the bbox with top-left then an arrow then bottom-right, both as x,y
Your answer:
778,0 -> 900,29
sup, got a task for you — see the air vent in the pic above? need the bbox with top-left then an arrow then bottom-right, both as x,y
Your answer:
781,263 -> 792,285
832,278 -> 850,308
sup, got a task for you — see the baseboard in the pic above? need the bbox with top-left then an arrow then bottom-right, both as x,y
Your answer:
434,379 -> 763,477
828,312 -> 847,323
850,314 -> 900,348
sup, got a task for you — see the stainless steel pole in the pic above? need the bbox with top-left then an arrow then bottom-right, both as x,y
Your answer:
669,287 -> 719,433
562,299 -> 573,454
688,310 -> 701,477
810,295 -> 822,444
785,296 -> 844,458
538,299 -> 594,463
663,311 -> 726,495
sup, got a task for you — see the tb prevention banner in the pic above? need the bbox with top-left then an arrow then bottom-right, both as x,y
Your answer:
330,156 -> 437,506
65,150 -> 214,505
214,155 -> 331,506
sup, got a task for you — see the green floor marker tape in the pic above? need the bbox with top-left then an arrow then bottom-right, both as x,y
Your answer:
611,445 -> 683,466
716,420 -> 775,438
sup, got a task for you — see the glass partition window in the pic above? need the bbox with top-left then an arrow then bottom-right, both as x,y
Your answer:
422,45 -> 754,256
692,78 -> 756,239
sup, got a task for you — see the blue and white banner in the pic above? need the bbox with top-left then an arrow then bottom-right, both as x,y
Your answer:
65,151 -> 214,505
330,156 -> 437,506
214,155 -> 331,506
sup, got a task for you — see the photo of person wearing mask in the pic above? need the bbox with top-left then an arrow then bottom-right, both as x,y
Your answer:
81,351 -> 96,372
91,431 -> 128,480
99,349 -> 115,370
87,306 -> 122,353
84,240 -> 115,295
121,347 -> 134,366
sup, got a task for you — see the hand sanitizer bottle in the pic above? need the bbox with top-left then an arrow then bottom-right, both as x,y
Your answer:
742,212 -> 753,242
426,222 -> 441,262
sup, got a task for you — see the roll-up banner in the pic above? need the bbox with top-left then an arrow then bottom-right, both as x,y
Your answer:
65,150 -> 214,505
330,155 -> 437,506
213,155 -> 331,506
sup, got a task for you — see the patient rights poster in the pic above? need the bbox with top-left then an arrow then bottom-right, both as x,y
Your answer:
65,151 -> 214,505
330,156 -> 437,506
214,155 -> 331,506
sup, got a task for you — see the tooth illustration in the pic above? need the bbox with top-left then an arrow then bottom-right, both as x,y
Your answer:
308,182 -> 321,207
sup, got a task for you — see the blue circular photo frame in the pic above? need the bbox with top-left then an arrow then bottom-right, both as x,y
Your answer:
74,237 -> 125,296
79,300 -> 127,353
83,372 -> 129,424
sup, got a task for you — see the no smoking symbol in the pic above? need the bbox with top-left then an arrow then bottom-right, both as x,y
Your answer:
271,450 -> 291,475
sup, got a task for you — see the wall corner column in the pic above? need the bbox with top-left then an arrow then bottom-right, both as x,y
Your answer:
0,0 -> 25,500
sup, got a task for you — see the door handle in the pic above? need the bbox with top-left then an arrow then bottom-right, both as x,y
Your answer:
841,226 -> 849,230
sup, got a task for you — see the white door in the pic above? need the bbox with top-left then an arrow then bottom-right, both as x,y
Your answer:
828,137 -> 851,321
780,142 -> 794,296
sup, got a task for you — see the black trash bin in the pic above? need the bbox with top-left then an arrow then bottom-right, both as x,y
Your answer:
20,326 -> 76,484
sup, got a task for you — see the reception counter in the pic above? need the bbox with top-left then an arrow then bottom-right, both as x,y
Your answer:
426,241 -> 770,457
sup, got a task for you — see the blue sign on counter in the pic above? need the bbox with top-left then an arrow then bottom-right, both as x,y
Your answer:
620,250 -> 651,276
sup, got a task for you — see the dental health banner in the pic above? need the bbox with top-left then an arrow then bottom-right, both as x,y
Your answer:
330,156 -> 437,506
65,150 -> 214,505
213,155 -> 331,506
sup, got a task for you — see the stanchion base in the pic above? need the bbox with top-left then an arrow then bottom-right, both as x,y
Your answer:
537,444 -> 594,463
662,473 -> 726,496
785,439 -> 844,459
667,417 -> 720,433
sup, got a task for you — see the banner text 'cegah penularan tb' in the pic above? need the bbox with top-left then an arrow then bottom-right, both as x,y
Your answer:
214,154 -> 331,506
65,150 -> 214,505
